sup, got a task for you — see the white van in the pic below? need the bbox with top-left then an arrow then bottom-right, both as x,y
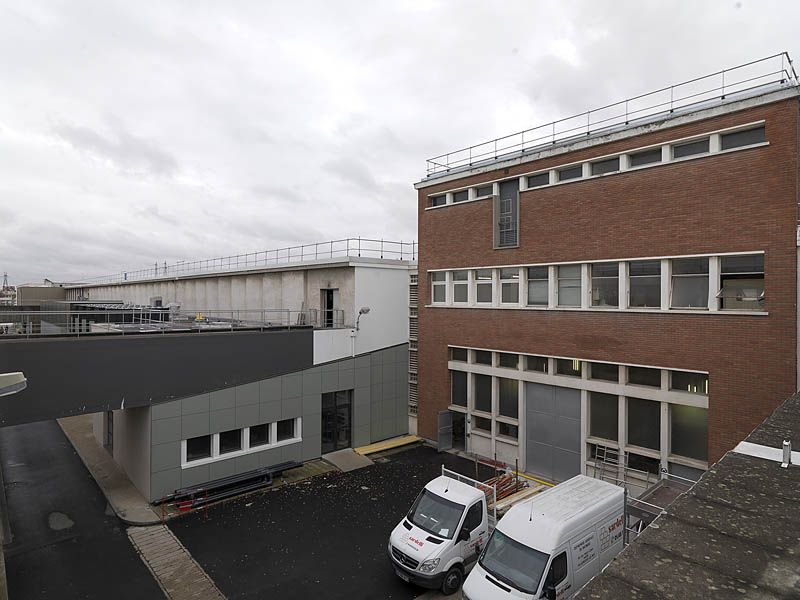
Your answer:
462,475 -> 625,600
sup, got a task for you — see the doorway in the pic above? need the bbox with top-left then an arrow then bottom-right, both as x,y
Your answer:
321,390 -> 352,454
321,288 -> 339,328
451,411 -> 466,451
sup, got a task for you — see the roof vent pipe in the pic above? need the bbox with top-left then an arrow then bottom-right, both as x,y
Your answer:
782,440 -> 792,468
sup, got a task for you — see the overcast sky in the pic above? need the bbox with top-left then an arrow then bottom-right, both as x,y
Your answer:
0,1 -> 797,284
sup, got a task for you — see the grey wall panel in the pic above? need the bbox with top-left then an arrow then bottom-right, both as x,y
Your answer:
352,425 -> 370,447
151,468 -> 181,501
236,382 -> 259,406
181,464 -> 210,488
152,402 -> 181,421
282,442 -> 302,463
301,394 -> 321,416
0,328 -> 313,426
235,453 -> 260,474
354,367 -> 370,388
257,447 -> 283,468
525,383 -> 581,482
210,388 -> 236,411
210,408 -> 236,433
338,369 -> 354,390
182,412 -> 210,439
152,417 -> 181,445
280,397 -> 302,420
354,355 -> 370,369
321,370 -> 339,393
301,435 -> 321,462
302,370 -> 322,395
259,378 -> 282,402
210,460 -> 236,481
259,401 -> 281,423
182,394 -> 210,415
151,441 -> 181,473
281,374 -> 302,399
235,404 -> 260,427
303,413 -> 321,437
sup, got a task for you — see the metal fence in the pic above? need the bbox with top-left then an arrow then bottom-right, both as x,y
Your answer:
77,238 -> 417,286
0,308 -> 347,339
426,52 -> 798,177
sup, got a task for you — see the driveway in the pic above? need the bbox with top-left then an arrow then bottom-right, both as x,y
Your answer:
170,444 -> 493,600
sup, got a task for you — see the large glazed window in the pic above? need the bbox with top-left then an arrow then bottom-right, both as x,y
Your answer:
451,371 -> 467,407
186,435 -> 212,462
219,429 -> 242,454
591,262 -> 619,307
670,405 -> 708,461
474,374 -> 492,413
495,180 -> 519,248
670,371 -> 708,394
475,269 -> 493,304
629,260 -> 661,308
718,254 -> 764,310
498,378 -> 518,418
671,257 -> 709,309
557,265 -> 581,307
672,138 -> 709,159
590,392 -> 618,441
720,126 -> 765,150
500,268 -> 520,303
627,397 -> 660,450
526,266 -> 548,306
452,270 -> 469,303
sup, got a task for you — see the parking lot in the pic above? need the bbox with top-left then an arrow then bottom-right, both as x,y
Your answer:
169,444 -> 494,600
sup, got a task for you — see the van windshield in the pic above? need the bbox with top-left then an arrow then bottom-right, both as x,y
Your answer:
407,489 -> 465,540
479,529 -> 549,594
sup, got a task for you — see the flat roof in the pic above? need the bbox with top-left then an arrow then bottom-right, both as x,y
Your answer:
575,392 -> 800,599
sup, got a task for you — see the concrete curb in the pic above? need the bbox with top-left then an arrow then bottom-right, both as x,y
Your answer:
58,415 -> 163,526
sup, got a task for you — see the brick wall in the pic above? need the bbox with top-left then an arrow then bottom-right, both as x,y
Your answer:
417,97 -> 799,463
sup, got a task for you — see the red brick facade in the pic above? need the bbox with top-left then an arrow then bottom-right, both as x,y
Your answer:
417,97 -> 799,464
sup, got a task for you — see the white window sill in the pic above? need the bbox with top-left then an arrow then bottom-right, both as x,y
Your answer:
182,436 -> 302,470
667,454 -> 708,470
470,429 -> 492,439
426,304 -> 768,317
495,435 -> 519,446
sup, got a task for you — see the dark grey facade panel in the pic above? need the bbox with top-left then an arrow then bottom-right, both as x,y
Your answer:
0,329 -> 313,426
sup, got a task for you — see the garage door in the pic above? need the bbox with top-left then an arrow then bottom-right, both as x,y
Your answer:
525,383 -> 581,482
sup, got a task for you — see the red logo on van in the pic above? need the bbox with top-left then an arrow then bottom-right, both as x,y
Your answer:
409,537 -> 424,547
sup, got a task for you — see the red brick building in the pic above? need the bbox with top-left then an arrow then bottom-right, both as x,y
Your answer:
415,55 -> 799,484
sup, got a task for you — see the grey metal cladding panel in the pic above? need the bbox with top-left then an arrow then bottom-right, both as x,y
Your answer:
236,382 -> 259,406
320,361 -> 339,374
370,414 -> 381,441
370,351 -> 383,366
354,355 -> 370,370
182,412 -> 210,439
555,387 -> 581,419
260,401 -> 281,424
302,370 -> 322,395
210,387 -> 236,411
281,442 -> 302,463
152,400 -> 181,421
236,403 -> 260,427
182,394 -> 210,415
382,363 -> 396,383
553,449 -> 581,482
353,402 -> 370,428
526,382 -> 555,414
303,413 -> 321,437
210,408 -> 236,433
235,453 -> 260,474
370,383 -> 383,403
352,425 -> 370,448
152,417 -> 181,445
301,435 -> 321,462
321,370 -> 339,393
554,416 -> 581,450
151,468 -> 181,502
0,329 -> 314,427
353,387 -> 370,407
257,447 -> 283,469
301,394 -> 321,416
210,459 -> 236,481
354,367 -> 370,389
151,441 -> 181,473
181,464 -> 210,488
527,442 -> 553,478
338,369 -> 354,390
280,397 -> 302,420
370,365 -> 383,384
281,374 -> 302,399
259,377 -> 282,402
338,358 -> 354,372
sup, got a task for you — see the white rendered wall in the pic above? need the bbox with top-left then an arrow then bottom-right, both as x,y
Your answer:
352,265 -> 411,356
313,328 -> 355,364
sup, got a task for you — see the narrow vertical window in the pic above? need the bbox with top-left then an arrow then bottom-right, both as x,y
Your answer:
431,272 -> 446,303
629,260 -> 661,308
670,405 -> 708,461
500,268 -> 519,303
671,257 -> 709,309
526,266 -> 548,306
557,265 -> 581,307
590,262 -> 619,307
495,180 -> 519,248
451,371 -> 467,407
474,269 -> 493,304
452,270 -> 468,303
717,254 -> 764,310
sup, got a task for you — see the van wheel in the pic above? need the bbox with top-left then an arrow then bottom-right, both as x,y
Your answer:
441,565 -> 463,595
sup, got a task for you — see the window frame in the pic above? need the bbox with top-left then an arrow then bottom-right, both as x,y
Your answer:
628,260 -> 661,308
526,266 -> 549,307
670,257 -> 709,310
590,262 -> 619,308
452,270 -> 469,304
474,269 -> 494,304
557,265 -> 582,307
500,268 -> 520,305
717,254 -> 764,311
431,272 -> 446,304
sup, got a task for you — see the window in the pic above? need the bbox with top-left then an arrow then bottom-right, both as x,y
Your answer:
527,172 -> 549,188
249,424 -> 269,448
219,428 -> 242,454
721,126 -> 765,150
590,392 -> 618,441
276,419 -> 295,442
591,262 -> 619,307
628,366 -> 661,387
475,269 -> 493,303
186,435 -> 212,462
451,371 -> 467,407
432,272 -> 446,303
525,355 -> 548,373
453,190 -> 469,203
527,266 -> 549,306
671,257 -> 709,309
500,268 -> 520,303
557,265 -> 581,307
629,260 -> 661,308
544,552 -> 568,589
627,397 -> 660,450
430,194 -> 446,207
462,502 -> 483,534
556,359 -> 581,377
670,405 -> 708,461
498,353 -> 518,369
450,347 -> 468,362
628,147 -> 662,167
718,254 -> 764,310
670,371 -> 708,394
589,362 -> 619,382
495,180 -> 519,248
473,416 -> 492,433
498,378 -> 518,418
558,165 -> 583,181
475,184 -> 494,198
474,374 -> 492,413
628,453 -> 660,475
591,157 -> 619,176
497,422 -> 519,439
672,138 -> 709,159
474,350 -> 492,365
452,270 -> 469,303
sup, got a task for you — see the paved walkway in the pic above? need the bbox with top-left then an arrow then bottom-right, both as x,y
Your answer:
58,414 -> 162,525
322,448 -> 374,472
129,525 -> 225,600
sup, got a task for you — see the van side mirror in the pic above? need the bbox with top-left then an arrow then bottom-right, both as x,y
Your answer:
458,528 -> 470,542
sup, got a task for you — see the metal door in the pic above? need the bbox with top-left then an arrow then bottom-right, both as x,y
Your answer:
322,391 -> 352,454
525,383 -> 581,481
437,410 -> 453,452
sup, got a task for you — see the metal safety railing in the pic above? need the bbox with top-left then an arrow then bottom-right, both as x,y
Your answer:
425,52 -> 798,177
0,308 -> 347,339
75,238 -> 417,286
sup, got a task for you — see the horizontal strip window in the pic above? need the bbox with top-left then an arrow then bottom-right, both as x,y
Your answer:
424,120 -> 766,210
181,417 -> 302,468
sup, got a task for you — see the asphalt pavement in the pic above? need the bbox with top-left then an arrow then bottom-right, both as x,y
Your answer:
0,420 -> 163,599
170,444 -> 494,600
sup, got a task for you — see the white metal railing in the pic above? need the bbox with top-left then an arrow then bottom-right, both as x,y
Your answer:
425,52 -> 798,177
75,238 -> 417,286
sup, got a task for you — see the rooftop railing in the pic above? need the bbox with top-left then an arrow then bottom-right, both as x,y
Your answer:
425,52 -> 799,178
75,238 -> 417,286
